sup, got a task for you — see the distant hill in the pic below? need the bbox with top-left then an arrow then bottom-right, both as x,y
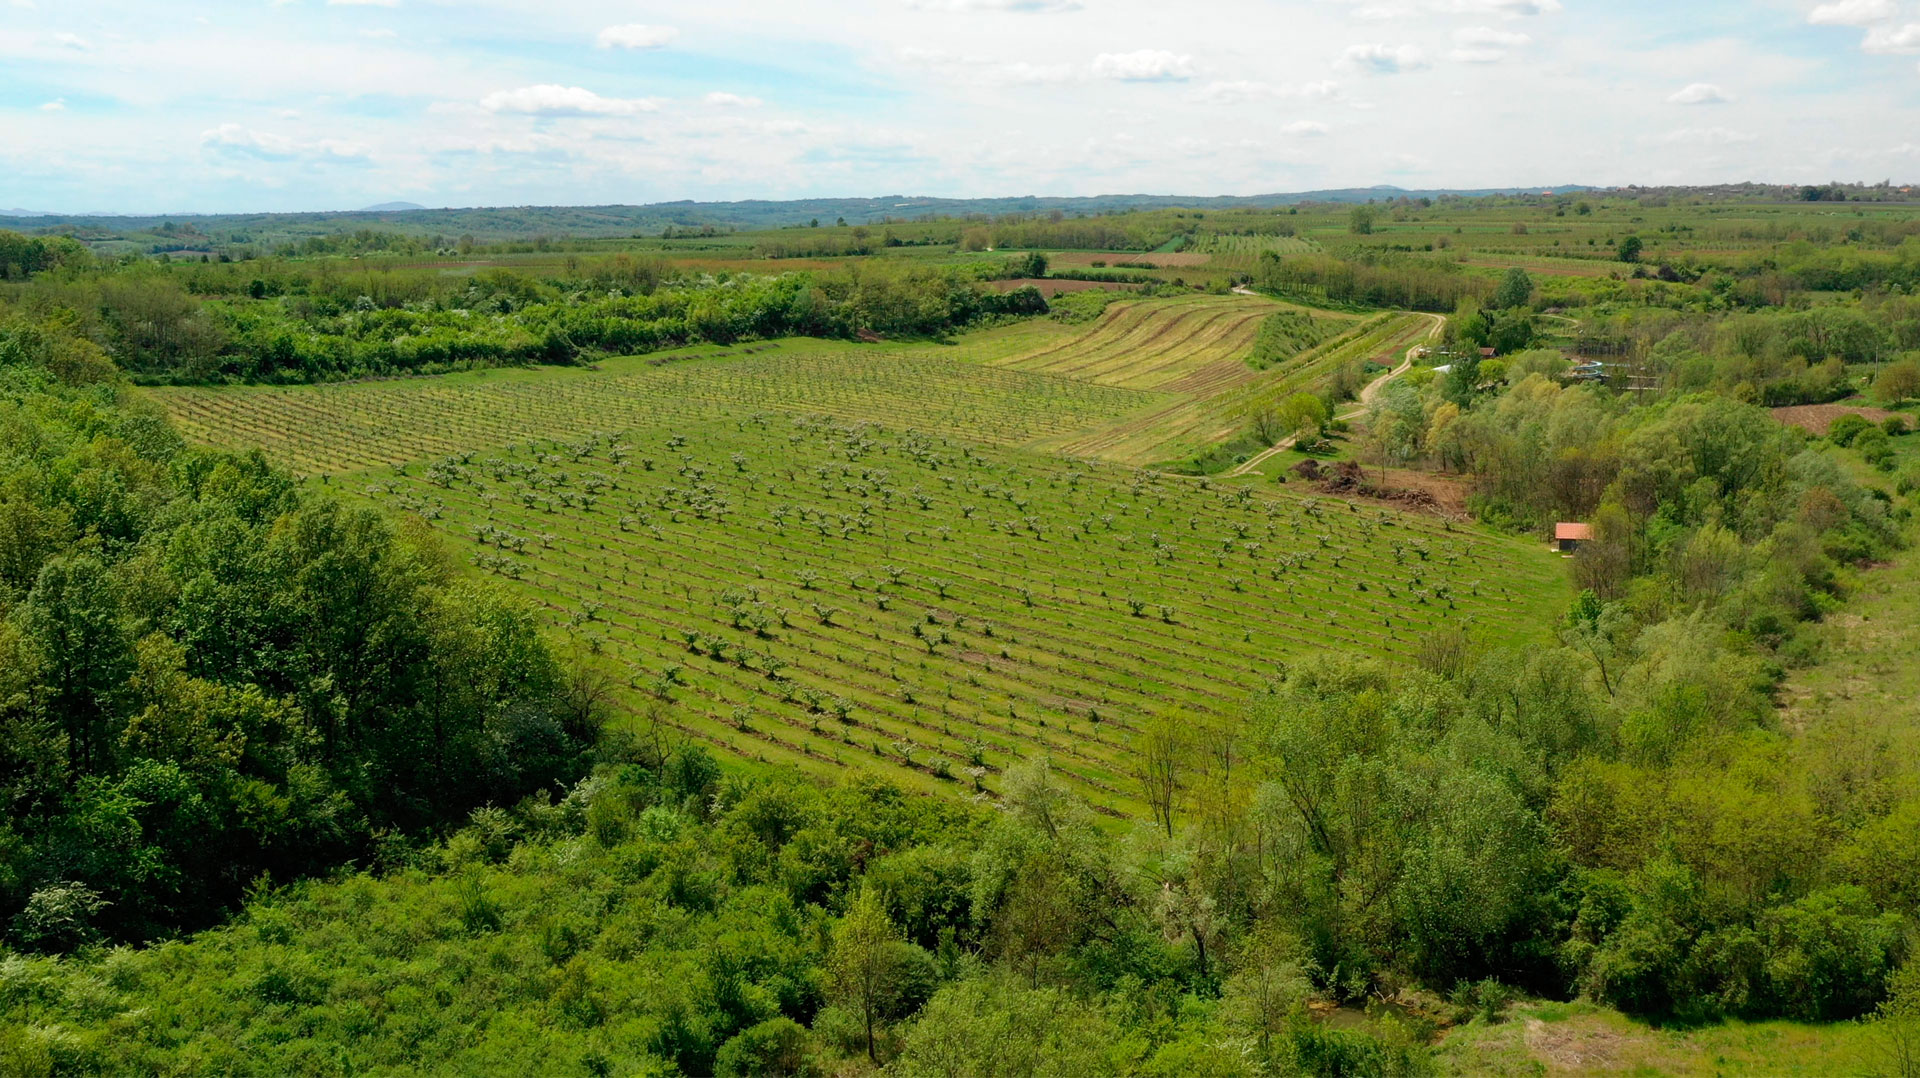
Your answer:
0,186 -> 1606,250
2,209 -> 51,217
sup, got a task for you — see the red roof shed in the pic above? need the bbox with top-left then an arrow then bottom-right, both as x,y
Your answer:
1554,522 -> 1592,552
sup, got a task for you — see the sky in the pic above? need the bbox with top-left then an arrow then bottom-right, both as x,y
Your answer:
3,0 -> 1920,213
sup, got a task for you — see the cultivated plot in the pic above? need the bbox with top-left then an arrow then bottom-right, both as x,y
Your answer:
354,415 -> 1569,812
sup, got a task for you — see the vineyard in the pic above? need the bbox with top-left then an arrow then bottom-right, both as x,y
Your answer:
341,415 -> 1567,813
155,342 -> 1166,475
1194,232 -> 1321,274
145,294 -> 1568,812
151,295 -> 1384,474
986,294 -> 1352,391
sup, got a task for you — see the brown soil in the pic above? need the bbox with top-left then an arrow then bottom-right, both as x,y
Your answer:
1772,402 -> 1897,435
988,278 -> 1138,296
1300,461 -> 1470,517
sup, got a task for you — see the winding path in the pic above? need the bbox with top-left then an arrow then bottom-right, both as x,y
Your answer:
1226,312 -> 1445,478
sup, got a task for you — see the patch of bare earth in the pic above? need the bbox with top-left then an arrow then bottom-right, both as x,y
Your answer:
1294,461 -> 1471,518
988,278 -> 1138,296
1772,402 -> 1896,435
1524,1017 -> 1634,1074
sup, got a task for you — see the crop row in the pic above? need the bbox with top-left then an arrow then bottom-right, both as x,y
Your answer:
360,414 -> 1568,810
990,295 -> 1286,390
155,347 -> 1162,475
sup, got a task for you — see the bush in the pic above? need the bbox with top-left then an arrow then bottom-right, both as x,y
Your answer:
1828,413 -> 1872,447
1758,887 -> 1907,1021
1278,1012 -> 1432,1077
715,1017 -> 816,1077
1854,425 -> 1894,467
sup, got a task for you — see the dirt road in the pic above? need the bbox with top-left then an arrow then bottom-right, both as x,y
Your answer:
1226,312 -> 1444,479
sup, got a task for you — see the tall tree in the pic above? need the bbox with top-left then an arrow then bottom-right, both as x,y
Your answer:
1493,266 -> 1534,310
830,885 -> 901,1062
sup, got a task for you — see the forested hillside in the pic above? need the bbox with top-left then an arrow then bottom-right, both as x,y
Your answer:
0,359 -> 603,951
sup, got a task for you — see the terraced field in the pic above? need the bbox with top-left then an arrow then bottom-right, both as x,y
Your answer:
987,294 -> 1352,391
351,416 -> 1568,812
1028,306 -> 1432,465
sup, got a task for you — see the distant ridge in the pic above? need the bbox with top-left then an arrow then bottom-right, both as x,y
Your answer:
0,186 -> 1602,246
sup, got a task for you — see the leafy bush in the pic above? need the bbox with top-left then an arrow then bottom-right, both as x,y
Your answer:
1829,413 -> 1872,447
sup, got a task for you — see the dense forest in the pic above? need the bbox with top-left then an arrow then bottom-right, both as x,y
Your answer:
0,363 -> 604,949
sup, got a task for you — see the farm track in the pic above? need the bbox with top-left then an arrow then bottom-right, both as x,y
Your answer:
1228,314 -> 1445,479
1010,300 -> 1433,467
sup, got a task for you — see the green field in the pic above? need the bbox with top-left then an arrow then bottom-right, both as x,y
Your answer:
154,294 -> 1403,474
156,341 -> 1165,475
149,327 -> 1570,812
368,418 -> 1564,810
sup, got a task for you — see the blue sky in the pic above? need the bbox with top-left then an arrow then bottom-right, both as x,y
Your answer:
2,0 -> 1918,213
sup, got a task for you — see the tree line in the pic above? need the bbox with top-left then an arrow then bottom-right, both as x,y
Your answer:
0,251 -> 1053,384
0,357 -> 603,948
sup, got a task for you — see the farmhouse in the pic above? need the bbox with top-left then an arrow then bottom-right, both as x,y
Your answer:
1554,522 -> 1592,552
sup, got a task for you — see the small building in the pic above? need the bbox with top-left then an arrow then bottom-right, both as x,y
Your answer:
1479,347 -> 1498,359
1554,522 -> 1593,552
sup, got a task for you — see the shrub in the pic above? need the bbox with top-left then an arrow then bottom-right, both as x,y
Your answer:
715,1017 -> 815,1077
1829,413 -> 1872,447
1854,425 -> 1894,467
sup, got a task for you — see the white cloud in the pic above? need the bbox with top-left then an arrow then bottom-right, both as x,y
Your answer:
1456,27 -> 1531,47
1322,0 -> 1560,15
1660,126 -> 1757,145
1863,23 -> 1920,52
1450,26 -> 1529,62
1339,43 -> 1428,74
1190,79 -> 1340,104
39,98 -> 64,111
479,85 -> 661,116
1430,0 -> 1561,14
201,123 -> 371,160
326,0 -> 399,6
1090,49 -> 1195,81
1283,120 -> 1331,136
51,32 -> 89,50
907,0 -> 1083,10
1667,82 -> 1732,105
901,48 -> 1077,84
705,92 -> 763,107
1808,0 -> 1895,26
596,24 -> 678,50
359,28 -> 397,39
